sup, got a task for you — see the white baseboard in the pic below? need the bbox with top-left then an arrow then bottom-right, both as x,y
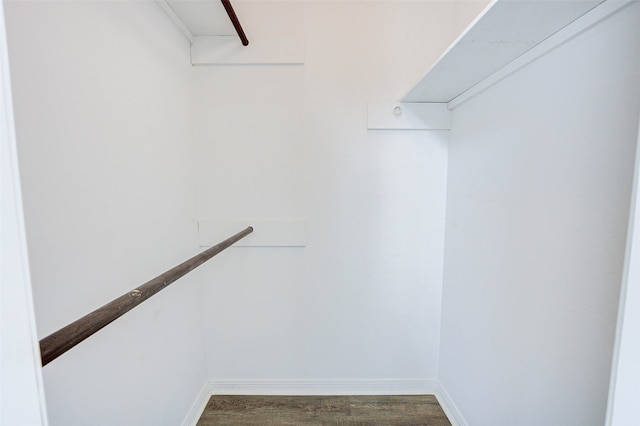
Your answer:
180,381 -> 212,426
434,381 -> 468,426
209,379 -> 436,396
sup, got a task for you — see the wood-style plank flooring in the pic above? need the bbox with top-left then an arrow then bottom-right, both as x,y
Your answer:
196,395 -> 452,426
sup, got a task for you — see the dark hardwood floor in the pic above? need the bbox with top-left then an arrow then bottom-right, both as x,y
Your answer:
196,395 -> 452,426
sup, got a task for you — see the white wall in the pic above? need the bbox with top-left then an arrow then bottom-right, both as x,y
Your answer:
192,1 -> 469,389
440,2 -> 640,425
5,2 -> 207,425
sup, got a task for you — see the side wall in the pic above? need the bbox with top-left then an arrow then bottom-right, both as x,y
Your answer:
440,3 -> 640,425
5,2 -> 207,425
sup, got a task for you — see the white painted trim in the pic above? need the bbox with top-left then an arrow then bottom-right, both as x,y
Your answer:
208,379 -> 436,396
180,382 -> 211,426
434,381 -> 468,426
447,0 -> 634,110
367,102 -> 451,130
0,4 -> 49,425
191,35 -> 305,66
155,0 -> 194,43
198,220 -> 306,247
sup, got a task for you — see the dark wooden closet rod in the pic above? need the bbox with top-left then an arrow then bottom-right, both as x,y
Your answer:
221,0 -> 249,46
39,226 -> 253,367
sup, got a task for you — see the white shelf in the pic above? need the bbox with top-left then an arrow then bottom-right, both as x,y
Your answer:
402,0 -> 607,105
157,0 -> 305,65
367,103 -> 451,130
